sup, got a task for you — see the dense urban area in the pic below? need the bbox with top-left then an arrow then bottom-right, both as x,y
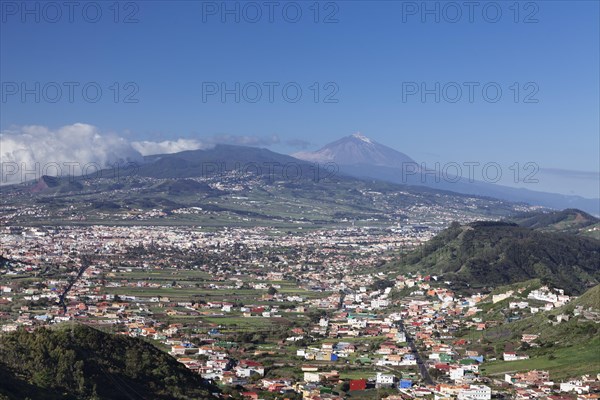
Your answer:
1,215 -> 599,399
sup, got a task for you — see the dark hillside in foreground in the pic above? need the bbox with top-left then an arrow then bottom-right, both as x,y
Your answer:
0,324 -> 217,400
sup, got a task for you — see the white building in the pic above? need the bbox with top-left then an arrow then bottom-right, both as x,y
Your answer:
348,318 -> 367,329
560,381 -> 589,394
503,352 -> 529,361
371,298 -> 390,309
304,372 -> 322,383
457,385 -> 491,400
395,331 -> 406,343
375,372 -> 395,387
449,367 -> 465,381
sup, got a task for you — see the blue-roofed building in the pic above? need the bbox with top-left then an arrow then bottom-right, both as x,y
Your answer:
399,379 -> 412,389
468,355 -> 484,363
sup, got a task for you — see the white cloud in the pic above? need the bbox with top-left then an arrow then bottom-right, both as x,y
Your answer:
131,134 -> 280,156
0,123 -> 141,184
211,133 -> 280,147
131,138 -> 207,156
0,123 -> 281,184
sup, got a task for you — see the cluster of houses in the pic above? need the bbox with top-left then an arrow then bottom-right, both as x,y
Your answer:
493,286 -> 573,316
1,224 -> 599,399
505,370 -> 599,399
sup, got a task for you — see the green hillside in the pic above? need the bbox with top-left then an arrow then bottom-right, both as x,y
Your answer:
511,208 -> 600,239
475,285 -> 600,380
568,283 -> 600,309
482,337 -> 600,380
391,221 -> 600,295
0,324 -> 216,400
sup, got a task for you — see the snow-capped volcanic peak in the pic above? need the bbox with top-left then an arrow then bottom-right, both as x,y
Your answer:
292,132 -> 415,168
351,132 -> 372,144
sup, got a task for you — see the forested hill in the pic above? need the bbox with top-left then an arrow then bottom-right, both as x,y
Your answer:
510,208 -> 600,238
392,221 -> 600,295
0,324 -> 217,400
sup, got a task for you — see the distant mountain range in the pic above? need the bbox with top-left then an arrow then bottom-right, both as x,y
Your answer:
293,134 -> 600,215
4,142 -> 596,227
5,135 -> 597,215
141,144 -> 314,179
1,144 -> 529,227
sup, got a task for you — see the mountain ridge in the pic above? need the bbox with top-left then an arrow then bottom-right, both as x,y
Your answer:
1,143 -> 530,227
510,208 -> 600,238
293,134 -> 600,215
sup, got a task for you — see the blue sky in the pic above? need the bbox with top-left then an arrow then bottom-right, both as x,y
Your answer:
1,1 -> 599,197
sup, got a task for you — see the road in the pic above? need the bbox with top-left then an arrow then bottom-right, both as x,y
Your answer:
57,258 -> 91,313
397,320 -> 433,385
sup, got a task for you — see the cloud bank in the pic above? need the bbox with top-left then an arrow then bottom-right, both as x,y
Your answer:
131,138 -> 207,155
1,123 -> 142,184
131,133 -> 280,156
0,123 -> 283,184
210,133 -> 280,147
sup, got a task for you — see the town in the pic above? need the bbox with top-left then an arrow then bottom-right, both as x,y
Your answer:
1,224 -> 598,399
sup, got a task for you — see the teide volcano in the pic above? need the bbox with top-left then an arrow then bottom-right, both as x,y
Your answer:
293,132 -> 415,168
293,133 -> 599,215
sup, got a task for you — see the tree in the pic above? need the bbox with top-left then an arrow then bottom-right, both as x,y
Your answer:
267,286 -> 278,295
339,381 -> 350,392
494,343 -> 505,356
307,309 -> 327,323
429,368 -> 443,380
370,279 -> 394,291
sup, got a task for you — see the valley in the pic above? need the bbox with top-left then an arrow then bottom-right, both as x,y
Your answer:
1,202 -> 598,399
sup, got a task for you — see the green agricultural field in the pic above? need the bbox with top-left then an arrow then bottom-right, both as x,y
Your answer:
269,281 -> 332,298
201,316 -> 296,335
108,286 -> 263,299
481,336 -> 600,380
339,369 -> 376,380
203,316 -> 279,326
110,269 -> 213,280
